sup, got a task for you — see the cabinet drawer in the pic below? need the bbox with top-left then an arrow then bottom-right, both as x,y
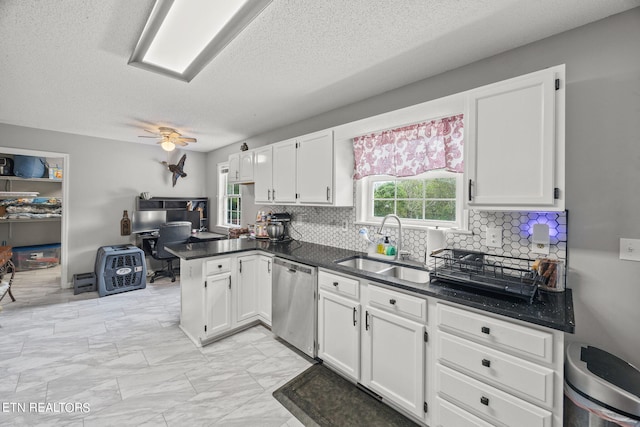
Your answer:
438,332 -> 554,406
437,303 -> 553,363
436,397 -> 493,427
368,285 -> 426,323
437,365 -> 552,427
319,271 -> 359,300
205,258 -> 231,275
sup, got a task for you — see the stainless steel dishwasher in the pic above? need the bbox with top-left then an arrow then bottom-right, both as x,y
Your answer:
272,257 -> 317,358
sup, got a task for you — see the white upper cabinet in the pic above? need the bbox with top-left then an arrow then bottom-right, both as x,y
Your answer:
228,153 -> 240,183
253,130 -> 353,207
228,150 -> 255,184
254,145 -> 273,204
465,65 -> 565,211
272,139 -> 297,203
297,130 -> 334,204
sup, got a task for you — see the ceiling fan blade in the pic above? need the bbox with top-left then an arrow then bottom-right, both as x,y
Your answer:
143,129 -> 159,135
175,140 -> 188,146
179,137 -> 197,143
139,135 -> 159,138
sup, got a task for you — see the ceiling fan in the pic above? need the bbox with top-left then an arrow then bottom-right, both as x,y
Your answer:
139,126 -> 197,151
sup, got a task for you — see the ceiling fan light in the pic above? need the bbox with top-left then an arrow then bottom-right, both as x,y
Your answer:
161,140 -> 176,151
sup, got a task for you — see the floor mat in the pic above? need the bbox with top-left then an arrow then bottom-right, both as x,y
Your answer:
273,363 -> 419,427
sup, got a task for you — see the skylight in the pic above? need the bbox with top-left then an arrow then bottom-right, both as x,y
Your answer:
129,0 -> 271,82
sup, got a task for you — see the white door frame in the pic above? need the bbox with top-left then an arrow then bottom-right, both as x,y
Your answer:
0,147 -> 69,288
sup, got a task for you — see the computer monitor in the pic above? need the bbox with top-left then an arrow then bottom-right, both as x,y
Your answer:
131,210 -> 167,234
166,210 -> 201,231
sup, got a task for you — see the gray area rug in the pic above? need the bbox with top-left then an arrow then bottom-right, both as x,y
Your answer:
273,364 -> 419,427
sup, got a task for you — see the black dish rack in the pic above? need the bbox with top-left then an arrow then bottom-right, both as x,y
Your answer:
430,249 -> 541,303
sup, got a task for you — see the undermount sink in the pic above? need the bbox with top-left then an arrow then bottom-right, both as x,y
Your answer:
378,265 -> 430,284
334,257 -> 393,272
334,256 -> 429,285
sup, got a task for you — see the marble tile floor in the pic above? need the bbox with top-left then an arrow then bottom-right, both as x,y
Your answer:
0,267 -> 311,426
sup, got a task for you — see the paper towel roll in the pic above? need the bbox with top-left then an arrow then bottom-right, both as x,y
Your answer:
427,228 -> 446,255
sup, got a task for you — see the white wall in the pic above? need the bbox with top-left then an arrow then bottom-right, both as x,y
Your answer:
0,125 -> 208,284
207,8 -> 640,367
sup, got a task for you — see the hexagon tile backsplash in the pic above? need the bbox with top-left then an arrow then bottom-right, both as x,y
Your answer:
270,204 -> 567,264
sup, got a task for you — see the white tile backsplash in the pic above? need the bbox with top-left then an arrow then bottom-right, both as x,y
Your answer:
263,201 -> 567,264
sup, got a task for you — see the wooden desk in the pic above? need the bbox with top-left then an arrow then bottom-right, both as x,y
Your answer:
189,231 -> 228,243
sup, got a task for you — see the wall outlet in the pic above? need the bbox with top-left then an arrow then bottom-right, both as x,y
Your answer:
531,223 -> 550,255
620,238 -> 640,262
342,220 -> 348,232
486,227 -> 502,248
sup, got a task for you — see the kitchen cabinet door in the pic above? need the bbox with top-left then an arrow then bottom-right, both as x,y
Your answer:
228,153 -> 240,183
318,290 -> 360,381
254,146 -> 273,204
272,139 -> 297,203
257,255 -> 272,324
236,255 -> 259,323
465,66 -> 563,211
297,130 -> 333,204
362,306 -> 425,419
239,150 -> 254,182
204,272 -> 232,339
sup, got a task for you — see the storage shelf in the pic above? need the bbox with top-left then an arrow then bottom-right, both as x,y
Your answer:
0,176 -> 61,183
0,217 -> 61,224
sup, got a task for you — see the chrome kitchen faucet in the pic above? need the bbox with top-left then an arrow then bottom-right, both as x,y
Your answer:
378,214 -> 402,261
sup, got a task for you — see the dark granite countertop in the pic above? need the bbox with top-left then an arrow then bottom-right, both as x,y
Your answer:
166,239 -> 575,333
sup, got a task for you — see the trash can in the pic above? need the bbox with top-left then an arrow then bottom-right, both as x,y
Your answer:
565,342 -> 640,426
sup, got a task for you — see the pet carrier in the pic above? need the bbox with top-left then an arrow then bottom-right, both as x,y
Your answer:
95,245 -> 146,297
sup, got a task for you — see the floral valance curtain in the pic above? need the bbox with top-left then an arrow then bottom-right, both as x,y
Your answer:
353,114 -> 464,179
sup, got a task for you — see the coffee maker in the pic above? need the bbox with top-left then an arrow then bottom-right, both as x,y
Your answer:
267,212 -> 291,241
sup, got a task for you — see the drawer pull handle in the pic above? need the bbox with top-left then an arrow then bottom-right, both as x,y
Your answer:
389,299 -> 396,305
482,358 -> 491,368
218,265 -> 222,269
480,396 -> 489,406
333,281 -> 339,287
481,326 -> 490,334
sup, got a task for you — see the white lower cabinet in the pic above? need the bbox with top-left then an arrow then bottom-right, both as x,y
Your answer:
204,272 -> 232,338
318,290 -> 360,381
435,396 -> 494,427
179,253 -> 272,346
437,364 -> 552,427
257,255 -> 273,324
361,305 -> 426,419
236,254 -> 259,322
434,303 -> 564,427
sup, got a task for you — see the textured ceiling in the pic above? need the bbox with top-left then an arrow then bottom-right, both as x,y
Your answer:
1,0 -> 638,152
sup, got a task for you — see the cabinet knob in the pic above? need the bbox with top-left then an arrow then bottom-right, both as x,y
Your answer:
218,265 -> 222,269
332,281 -> 339,287
480,396 -> 489,406
482,358 -> 491,368
481,326 -> 490,334
389,299 -> 396,305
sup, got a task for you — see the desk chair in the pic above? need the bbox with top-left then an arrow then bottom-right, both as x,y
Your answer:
150,221 -> 191,283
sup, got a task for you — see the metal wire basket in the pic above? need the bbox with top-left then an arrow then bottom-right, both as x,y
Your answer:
430,249 -> 542,303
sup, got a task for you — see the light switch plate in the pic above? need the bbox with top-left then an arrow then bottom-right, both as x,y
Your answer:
620,238 -> 640,262
486,227 -> 502,248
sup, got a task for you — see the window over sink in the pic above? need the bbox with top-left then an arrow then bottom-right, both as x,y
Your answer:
357,170 -> 466,230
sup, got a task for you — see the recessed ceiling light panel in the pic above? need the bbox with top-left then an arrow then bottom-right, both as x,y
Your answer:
129,0 -> 272,82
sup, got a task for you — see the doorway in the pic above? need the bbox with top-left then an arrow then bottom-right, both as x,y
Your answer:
0,147 -> 69,288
